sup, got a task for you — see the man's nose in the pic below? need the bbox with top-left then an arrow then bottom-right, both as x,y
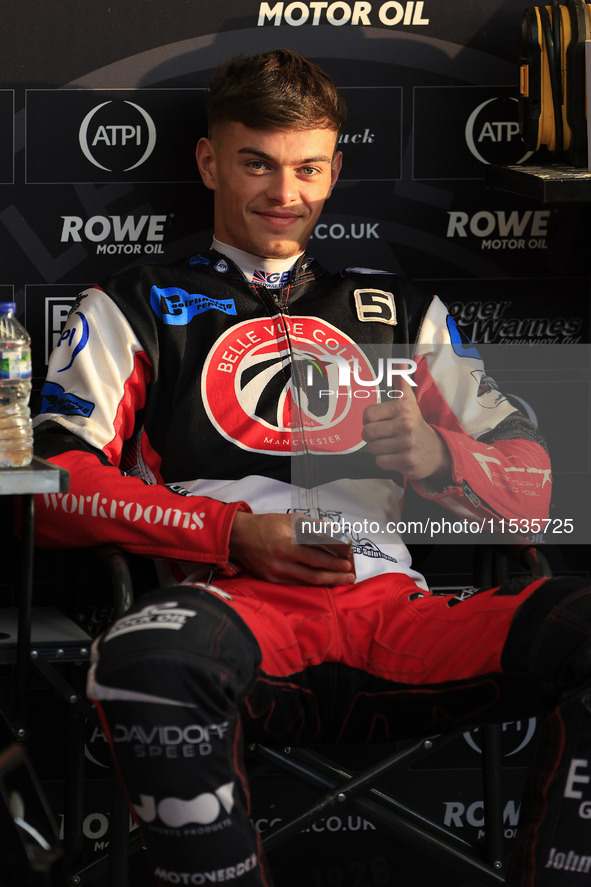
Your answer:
266,169 -> 297,203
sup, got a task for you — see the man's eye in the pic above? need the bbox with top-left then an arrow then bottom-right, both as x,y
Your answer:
301,167 -> 318,176
248,160 -> 267,171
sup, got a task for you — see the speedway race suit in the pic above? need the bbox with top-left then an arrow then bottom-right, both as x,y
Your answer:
33,249 -> 591,886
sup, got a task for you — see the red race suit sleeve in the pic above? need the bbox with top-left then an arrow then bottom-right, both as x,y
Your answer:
409,296 -> 551,525
33,287 -> 249,571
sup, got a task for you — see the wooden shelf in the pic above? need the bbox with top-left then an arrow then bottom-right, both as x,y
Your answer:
487,162 -> 591,202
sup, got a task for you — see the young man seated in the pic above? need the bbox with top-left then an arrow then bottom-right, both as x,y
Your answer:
34,49 -> 591,886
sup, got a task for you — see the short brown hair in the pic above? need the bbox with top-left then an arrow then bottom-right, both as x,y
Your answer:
206,49 -> 347,134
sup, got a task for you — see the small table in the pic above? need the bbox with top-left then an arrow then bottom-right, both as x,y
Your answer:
0,456 -> 69,734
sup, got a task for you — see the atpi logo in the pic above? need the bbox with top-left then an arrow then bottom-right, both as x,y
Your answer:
465,97 -> 533,166
463,719 -> 537,757
79,100 -> 157,172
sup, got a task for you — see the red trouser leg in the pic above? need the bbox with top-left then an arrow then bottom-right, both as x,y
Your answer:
213,571 -> 591,885
89,573 -> 591,886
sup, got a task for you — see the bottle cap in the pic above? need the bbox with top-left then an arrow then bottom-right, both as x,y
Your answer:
0,302 -> 16,313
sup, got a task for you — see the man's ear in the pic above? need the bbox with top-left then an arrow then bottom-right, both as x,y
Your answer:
196,137 -> 216,190
328,150 -> 343,197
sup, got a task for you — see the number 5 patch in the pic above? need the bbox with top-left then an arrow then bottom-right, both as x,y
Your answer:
354,289 -> 397,325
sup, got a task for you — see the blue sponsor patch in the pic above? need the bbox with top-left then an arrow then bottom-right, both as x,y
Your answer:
446,316 -> 481,360
252,268 -> 292,288
189,254 -> 211,266
35,381 -> 94,418
150,286 -> 237,325
56,311 -> 90,372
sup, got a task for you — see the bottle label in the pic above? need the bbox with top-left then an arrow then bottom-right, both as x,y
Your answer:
0,349 -> 32,380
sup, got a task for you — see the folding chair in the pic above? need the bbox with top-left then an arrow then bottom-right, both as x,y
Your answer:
246,543 -> 552,886
0,742 -> 62,887
73,541 -> 550,887
0,451 -> 554,886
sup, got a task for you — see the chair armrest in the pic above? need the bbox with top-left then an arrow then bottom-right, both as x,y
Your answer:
93,547 -> 134,619
503,543 -> 553,580
474,542 -> 553,588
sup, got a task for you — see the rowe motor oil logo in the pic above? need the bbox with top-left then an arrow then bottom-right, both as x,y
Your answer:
60,214 -> 169,256
202,315 -> 379,455
258,0 -> 430,26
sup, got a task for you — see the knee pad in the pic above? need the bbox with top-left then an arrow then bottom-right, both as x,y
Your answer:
502,576 -> 591,683
89,584 -> 262,706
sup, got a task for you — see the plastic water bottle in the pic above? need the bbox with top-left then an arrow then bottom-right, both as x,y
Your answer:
0,302 -> 33,468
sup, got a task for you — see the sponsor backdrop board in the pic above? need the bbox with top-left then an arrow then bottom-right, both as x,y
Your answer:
1,1 -> 590,885
25,684 -> 537,887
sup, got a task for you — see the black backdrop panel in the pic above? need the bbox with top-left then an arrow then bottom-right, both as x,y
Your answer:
1,1 -> 590,884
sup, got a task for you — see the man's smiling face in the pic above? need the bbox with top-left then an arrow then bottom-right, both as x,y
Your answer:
196,122 -> 342,259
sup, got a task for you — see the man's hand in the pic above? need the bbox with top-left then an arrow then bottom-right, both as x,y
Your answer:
361,377 -> 452,482
229,511 -> 355,585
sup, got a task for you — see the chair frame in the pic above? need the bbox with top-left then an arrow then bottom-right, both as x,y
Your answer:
2,532 -> 551,886
248,543 -> 552,886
